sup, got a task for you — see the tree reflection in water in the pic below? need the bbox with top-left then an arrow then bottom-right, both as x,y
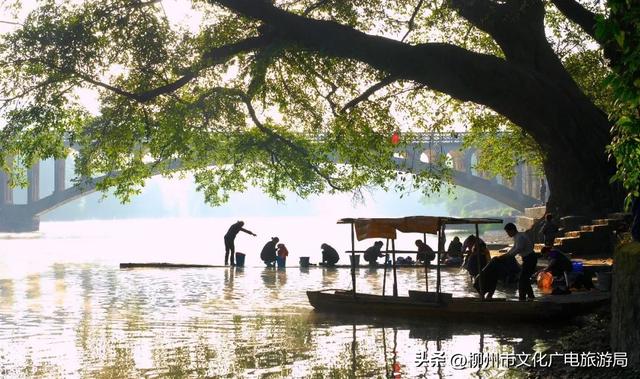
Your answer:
0,263 -> 561,378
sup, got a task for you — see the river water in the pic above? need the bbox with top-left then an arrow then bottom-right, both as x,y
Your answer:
0,218 -> 553,378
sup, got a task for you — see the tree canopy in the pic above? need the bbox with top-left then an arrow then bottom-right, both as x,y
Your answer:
0,0 -> 630,215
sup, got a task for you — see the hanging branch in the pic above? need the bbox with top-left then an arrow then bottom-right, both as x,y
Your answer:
205,86 -> 348,191
341,75 -> 397,112
401,0 -> 425,42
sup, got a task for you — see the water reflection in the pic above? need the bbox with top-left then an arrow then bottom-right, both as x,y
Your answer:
0,262 -> 555,378
0,278 -> 14,312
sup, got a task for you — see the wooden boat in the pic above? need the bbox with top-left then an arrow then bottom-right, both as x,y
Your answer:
306,289 -> 610,322
308,216 -> 611,323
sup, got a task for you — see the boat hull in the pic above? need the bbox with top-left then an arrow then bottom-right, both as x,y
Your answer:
306,290 -> 609,322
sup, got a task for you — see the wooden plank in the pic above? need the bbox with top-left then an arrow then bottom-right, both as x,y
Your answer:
120,262 -> 218,269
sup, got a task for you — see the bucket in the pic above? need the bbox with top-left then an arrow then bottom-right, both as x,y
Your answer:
537,271 -> 554,294
571,261 -> 584,273
235,252 -> 246,267
276,256 -> 286,268
596,271 -> 612,291
299,256 -> 310,267
349,254 -> 360,267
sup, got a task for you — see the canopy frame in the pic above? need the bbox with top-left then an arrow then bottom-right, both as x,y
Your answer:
338,216 -> 502,302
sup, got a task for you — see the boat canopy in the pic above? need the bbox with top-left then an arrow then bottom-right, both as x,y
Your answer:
338,216 -> 503,241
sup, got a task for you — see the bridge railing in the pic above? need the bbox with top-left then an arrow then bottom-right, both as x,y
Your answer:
301,131 -> 472,144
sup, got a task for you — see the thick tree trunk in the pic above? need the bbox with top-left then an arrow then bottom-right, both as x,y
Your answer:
544,137 -> 622,218
611,242 -> 640,366
535,92 -> 624,218
213,0 -> 625,217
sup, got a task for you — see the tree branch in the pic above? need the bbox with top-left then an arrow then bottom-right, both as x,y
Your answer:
550,0 -> 620,65
401,0 -> 425,42
209,0 -> 608,145
71,35 -> 272,103
340,75 -> 397,113
207,86 -> 347,191
549,0 -> 597,40
303,0 -> 331,16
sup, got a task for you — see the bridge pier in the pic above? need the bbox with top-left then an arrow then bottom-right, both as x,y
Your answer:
54,159 -> 65,193
0,170 -> 9,205
27,162 -> 40,203
514,165 -> 523,193
1,158 -> 14,205
0,205 -> 40,233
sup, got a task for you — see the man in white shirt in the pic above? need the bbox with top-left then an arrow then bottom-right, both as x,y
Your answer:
504,222 -> 537,301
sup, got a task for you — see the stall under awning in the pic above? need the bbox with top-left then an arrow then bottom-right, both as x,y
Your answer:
338,216 -> 502,241
353,218 -> 398,240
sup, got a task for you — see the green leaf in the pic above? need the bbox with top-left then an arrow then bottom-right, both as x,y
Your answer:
615,31 -> 626,47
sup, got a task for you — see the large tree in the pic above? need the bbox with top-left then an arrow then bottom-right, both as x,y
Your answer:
0,0 -> 625,216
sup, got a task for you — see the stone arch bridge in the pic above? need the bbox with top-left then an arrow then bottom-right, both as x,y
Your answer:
0,133 -> 543,232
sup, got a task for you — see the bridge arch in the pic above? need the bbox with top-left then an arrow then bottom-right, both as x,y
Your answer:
1,133 -> 542,232
393,158 -> 538,212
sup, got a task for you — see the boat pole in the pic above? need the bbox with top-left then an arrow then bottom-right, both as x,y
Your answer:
392,238 -> 398,297
382,238 -> 389,296
436,223 -> 442,301
477,332 -> 484,377
475,223 -> 483,301
351,222 -> 356,298
351,324 -> 357,374
423,232 -> 428,293
382,326 -> 389,377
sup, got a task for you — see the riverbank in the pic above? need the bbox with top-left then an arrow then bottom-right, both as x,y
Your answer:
524,306 -> 637,378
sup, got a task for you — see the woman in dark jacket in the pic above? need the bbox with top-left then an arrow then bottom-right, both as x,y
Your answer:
260,237 -> 279,267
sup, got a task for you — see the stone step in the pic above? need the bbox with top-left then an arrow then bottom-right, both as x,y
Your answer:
580,223 -> 612,233
607,212 -> 632,220
564,231 -> 582,238
592,218 -> 627,229
555,236 -> 580,244
524,206 -> 546,220
559,216 -> 591,231
555,234 -> 611,255
516,215 -> 536,231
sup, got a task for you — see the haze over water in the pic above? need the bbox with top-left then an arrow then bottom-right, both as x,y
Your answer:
0,216 -> 552,378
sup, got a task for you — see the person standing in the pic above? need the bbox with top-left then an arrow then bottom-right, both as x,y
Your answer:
224,221 -> 256,266
466,239 -> 490,277
540,213 -> 559,247
539,178 -> 547,204
277,243 -> 289,267
504,222 -> 537,301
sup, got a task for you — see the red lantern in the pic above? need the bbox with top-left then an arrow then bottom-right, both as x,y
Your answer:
392,362 -> 401,377
391,131 -> 401,145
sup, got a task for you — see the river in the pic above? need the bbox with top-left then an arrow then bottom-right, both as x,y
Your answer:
0,218 -> 552,378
